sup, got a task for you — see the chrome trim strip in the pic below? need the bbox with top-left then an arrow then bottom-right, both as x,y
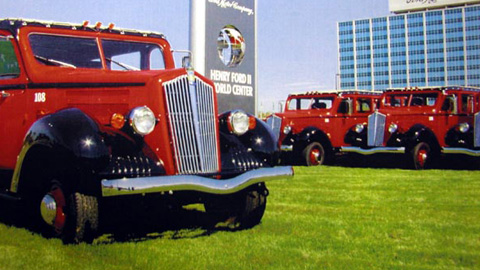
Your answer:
475,112 -> 480,148
101,166 -> 294,197
340,146 -> 405,155
442,148 -> 480,156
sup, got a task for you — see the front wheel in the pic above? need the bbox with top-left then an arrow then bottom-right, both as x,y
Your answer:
411,142 -> 432,170
206,184 -> 268,230
40,182 -> 99,243
302,142 -> 325,166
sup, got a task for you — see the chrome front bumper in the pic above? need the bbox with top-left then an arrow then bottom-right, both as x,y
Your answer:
101,166 -> 294,197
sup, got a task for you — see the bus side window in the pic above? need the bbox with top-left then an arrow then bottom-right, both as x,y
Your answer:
441,95 -> 457,114
461,94 -> 475,114
0,35 -> 21,79
338,98 -> 353,114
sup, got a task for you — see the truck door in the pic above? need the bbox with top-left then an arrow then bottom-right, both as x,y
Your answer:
0,31 -> 28,174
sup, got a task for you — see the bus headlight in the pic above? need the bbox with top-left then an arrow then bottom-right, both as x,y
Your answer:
354,124 -> 364,133
228,110 -> 256,136
388,123 -> 398,134
283,125 -> 292,135
458,122 -> 470,133
129,106 -> 156,136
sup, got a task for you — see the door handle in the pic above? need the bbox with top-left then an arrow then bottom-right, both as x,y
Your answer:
1,91 -> 10,98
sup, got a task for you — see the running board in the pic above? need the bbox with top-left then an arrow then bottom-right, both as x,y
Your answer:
341,146 -> 405,155
442,148 -> 480,156
0,192 -> 21,202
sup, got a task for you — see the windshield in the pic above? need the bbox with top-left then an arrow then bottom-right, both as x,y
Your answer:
410,93 -> 438,107
29,34 -> 102,69
28,34 -> 166,70
384,94 -> 409,107
102,40 -> 165,71
384,93 -> 438,107
287,97 -> 334,111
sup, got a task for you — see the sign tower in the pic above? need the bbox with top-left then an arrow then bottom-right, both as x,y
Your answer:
190,0 -> 257,115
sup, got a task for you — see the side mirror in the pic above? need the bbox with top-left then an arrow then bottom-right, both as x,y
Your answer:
172,50 -> 193,69
182,55 -> 192,69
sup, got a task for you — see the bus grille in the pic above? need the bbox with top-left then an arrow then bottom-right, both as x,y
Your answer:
164,75 -> 219,174
368,111 -> 386,147
266,115 -> 282,143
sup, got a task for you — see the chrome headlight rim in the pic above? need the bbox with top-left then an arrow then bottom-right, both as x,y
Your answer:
129,106 -> 156,136
354,123 -> 364,134
388,123 -> 398,134
228,110 -> 250,136
458,122 -> 470,133
283,125 -> 292,135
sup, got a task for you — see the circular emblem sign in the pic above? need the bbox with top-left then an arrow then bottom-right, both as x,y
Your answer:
217,25 -> 246,68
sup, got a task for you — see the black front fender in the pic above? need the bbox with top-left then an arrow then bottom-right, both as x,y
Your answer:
293,126 -> 332,152
12,108 -> 109,193
218,111 -> 280,175
404,124 -> 440,151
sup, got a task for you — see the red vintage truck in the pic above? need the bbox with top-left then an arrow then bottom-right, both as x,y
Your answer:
0,18 -> 293,243
341,86 -> 480,169
265,90 -> 381,165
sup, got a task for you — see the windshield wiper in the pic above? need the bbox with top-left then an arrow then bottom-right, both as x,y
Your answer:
106,58 -> 140,71
34,55 -> 77,68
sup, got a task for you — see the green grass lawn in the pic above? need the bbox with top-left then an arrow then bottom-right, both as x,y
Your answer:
1,166 -> 479,269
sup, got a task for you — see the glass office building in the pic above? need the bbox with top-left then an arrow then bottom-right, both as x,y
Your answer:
338,4 -> 480,90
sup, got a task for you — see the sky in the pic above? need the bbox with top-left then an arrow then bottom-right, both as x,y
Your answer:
2,0 -> 390,113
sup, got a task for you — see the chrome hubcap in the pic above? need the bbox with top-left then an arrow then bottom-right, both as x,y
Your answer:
418,149 -> 428,167
40,194 -> 57,226
40,186 -> 66,232
310,149 -> 321,165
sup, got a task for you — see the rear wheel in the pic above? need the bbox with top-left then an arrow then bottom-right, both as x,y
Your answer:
40,182 -> 99,243
302,142 -> 325,166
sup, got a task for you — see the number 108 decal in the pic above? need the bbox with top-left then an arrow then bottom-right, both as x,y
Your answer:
34,92 -> 46,103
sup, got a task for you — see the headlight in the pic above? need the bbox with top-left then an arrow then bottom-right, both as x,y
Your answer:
388,123 -> 398,134
129,106 -> 156,136
354,124 -> 364,134
283,125 -> 292,135
458,122 -> 470,133
228,110 -> 255,136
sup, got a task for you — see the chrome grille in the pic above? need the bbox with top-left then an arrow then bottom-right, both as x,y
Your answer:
164,75 -> 219,174
266,115 -> 282,143
368,111 -> 386,147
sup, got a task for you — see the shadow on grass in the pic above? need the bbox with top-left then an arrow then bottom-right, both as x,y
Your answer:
0,200 -> 241,245
96,206 -> 231,244
332,153 -> 480,170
